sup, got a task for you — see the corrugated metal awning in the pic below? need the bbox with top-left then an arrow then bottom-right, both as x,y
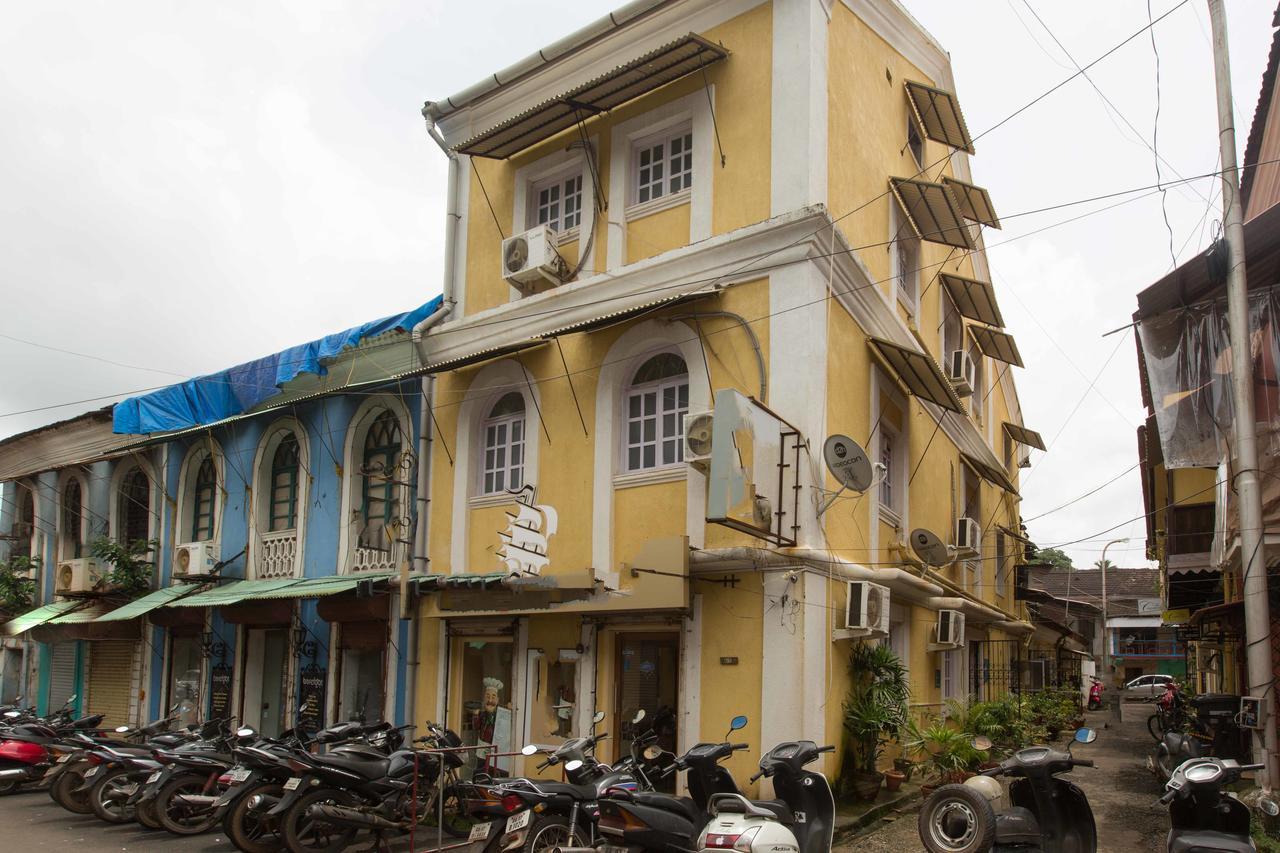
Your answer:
869,337 -> 964,413
2,600 -> 85,636
169,578 -> 301,608
961,451 -> 1018,495
941,273 -> 1004,327
972,326 -> 1024,367
455,34 -> 729,159
890,178 -> 974,249
96,585 -> 203,622
541,289 -> 715,338
422,341 -> 547,375
905,80 -> 975,153
49,603 -> 117,624
1003,422 -> 1045,451
942,177 -> 1000,229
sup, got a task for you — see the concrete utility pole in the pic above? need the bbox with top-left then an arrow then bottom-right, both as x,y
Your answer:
1099,538 -> 1127,699
1207,0 -> 1279,791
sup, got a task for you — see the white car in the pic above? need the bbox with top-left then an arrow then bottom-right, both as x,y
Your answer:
1124,673 -> 1175,700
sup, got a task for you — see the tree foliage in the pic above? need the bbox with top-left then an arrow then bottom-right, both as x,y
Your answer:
0,556 -> 37,613
88,538 -> 157,596
1033,547 -> 1074,571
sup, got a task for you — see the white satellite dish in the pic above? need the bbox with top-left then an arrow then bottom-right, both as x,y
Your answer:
910,528 -> 954,567
822,435 -> 873,492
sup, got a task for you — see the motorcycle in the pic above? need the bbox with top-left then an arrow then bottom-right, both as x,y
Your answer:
1159,756 -> 1278,851
1152,694 -> 1248,782
0,695 -> 106,795
917,728 -> 1098,853
697,740 -> 836,853
1087,678 -> 1103,711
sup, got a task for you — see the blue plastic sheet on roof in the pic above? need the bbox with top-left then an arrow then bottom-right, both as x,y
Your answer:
113,295 -> 443,434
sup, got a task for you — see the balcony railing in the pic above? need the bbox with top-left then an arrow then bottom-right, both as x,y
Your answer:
352,545 -> 399,574
1114,639 -> 1184,657
255,530 -> 299,579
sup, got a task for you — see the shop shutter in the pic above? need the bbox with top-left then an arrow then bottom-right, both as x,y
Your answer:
339,621 -> 387,650
49,642 -> 77,712
86,641 -> 136,728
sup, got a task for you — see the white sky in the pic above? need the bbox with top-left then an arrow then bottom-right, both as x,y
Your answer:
1,1 -> 1274,569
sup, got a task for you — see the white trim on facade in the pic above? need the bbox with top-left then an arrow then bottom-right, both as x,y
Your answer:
771,0 -> 829,216
247,417 -> 311,580
336,396 -> 415,575
173,438 -> 225,553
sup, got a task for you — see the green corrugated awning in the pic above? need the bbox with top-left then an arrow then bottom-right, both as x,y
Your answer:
169,578 -> 302,607
50,603 -> 116,624
168,573 -> 412,607
96,586 -> 202,622
3,600 -> 85,636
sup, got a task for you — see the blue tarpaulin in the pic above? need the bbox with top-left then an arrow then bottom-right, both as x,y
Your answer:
113,295 -> 443,435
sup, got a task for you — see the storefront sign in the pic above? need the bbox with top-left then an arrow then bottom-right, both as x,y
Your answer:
1162,608 -> 1192,626
209,664 -> 233,719
498,485 -> 558,576
298,664 -> 327,731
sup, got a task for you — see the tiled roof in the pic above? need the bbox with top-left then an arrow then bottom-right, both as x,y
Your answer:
1025,567 -> 1158,616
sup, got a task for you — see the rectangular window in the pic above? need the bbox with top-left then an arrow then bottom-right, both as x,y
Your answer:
907,114 -> 924,169
879,428 -> 897,517
625,379 -> 688,472
891,205 -> 920,310
533,173 -> 583,234
995,532 -> 1007,597
635,128 -> 693,205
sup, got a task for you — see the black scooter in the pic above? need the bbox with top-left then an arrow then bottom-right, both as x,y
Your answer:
1160,756 -> 1277,852
917,728 -> 1098,853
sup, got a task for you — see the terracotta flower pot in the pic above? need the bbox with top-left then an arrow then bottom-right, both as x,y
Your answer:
883,769 -> 905,792
849,770 -> 884,802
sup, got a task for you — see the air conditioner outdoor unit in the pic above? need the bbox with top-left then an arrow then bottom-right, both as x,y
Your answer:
501,225 -> 567,292
56,558 -> 107,594
844,581 -> 891,635
948,350 -> 976,398
175,541 -> 219,577
682,411 -> 715,472
936,608 -> 966,648
955,516 -> 980,557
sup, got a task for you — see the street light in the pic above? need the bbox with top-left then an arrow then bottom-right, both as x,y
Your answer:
1099,537 -> 1129,704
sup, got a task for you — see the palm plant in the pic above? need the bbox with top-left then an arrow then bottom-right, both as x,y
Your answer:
841,643 -> 909,775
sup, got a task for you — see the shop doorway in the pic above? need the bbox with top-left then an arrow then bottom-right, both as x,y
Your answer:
166,633 -> 203,726
456,638 -> 514,778
242,628 -> 289,737
337,621 -> 387,723
614,633 -> 679,765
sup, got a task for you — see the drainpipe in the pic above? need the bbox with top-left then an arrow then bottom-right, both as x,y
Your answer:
404,110 -> 461,729
664,311 -> 767,403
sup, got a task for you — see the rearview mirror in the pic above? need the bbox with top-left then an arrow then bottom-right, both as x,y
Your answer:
1259,797 -> 1280,817
1073,728 -> 1097,744
237,727 -> 256,738
564,759 -> 583,772
3,711 -> 18,719
631,709 -> 646,725
593,710 -> 606,724
115,725 -> 130,733
971,736 -> 993,751
729,715 -> 748,732
643,745 -> 663,761
521,744 -> 538,756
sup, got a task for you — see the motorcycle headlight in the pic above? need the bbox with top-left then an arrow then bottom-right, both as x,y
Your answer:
1184,763 -> 1221,783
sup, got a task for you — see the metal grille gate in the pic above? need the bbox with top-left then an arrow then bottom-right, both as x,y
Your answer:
970,640 -> 1022,701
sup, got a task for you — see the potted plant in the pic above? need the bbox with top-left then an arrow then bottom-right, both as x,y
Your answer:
905,718 -> 990,794
883,767 -> 906,792
88,537 -> 158,597
892,756 -> 916,782
841,643 -> 909,802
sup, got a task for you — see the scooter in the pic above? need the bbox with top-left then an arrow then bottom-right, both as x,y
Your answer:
917,728 -> 1098,853
1160,756 -> 1278,851
697,740 -> 836,853
1087,679 -> 1103,711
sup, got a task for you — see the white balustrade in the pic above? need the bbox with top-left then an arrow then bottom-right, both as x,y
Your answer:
256,530 -> 299,579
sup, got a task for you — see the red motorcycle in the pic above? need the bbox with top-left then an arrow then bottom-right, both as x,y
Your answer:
1087,678 -> 1103,711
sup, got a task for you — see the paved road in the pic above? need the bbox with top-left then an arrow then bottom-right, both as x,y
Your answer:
844,708 -> 1169,852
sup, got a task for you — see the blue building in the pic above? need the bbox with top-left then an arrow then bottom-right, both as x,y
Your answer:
0,296 -> 444,731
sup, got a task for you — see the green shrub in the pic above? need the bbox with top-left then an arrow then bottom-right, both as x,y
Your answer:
841,643 -> 909,775
88,538 -> 157,596
0,556 -> 37,613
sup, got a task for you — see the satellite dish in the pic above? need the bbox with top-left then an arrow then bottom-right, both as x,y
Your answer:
822,435 -> 873,492
910,528 -> 953,567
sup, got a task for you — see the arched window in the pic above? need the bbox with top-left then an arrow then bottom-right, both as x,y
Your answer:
359,411 -> 402,552
481,392 -> 526,495
191,456 -> 217,542
62,479 -> 83,558
624,352 -> 689,471
268,433 -> 300,532
118,467 -> 151,544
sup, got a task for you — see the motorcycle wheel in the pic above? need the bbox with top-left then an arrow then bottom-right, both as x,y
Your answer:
136,798 -> 163,830
917,784 -> 996,853
522,815 -> 586,853
280,787 -> 363,853
417,785 -> 474,839
1154,744 -> 1174,781
156,773 -> 221,836
51,764 -> 94,814
226,783 -> 286,853
1147,712 -> 1165,742
89,767 -> 137,824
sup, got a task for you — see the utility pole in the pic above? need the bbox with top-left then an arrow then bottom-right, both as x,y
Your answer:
1207,0 -> 1279,791
1098,538 -> 1128,700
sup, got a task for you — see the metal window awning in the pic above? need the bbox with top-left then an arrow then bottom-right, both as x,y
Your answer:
869,337 -> 964,413
972,326 -> 1024,367
997,523 -> 1031,543
2,600 -> 85,636
941,273 -> 1005,328
49,603 -> 117,624
169,578 -> 302,608
455,34 -> 729,159
1003,422 -> 1046,451
942,177 -> 1000,229
962,451 -> 1019,494
95,585 -> 203,622
541,288 -> 716,338
422,340 -> 547,375
890,178 -> 974,249
904,80 -> 975,154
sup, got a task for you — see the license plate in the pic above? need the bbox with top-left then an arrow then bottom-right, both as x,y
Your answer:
85,766 -> 100,778
58,754 -> 72,764
283,777 -> 301,791
505,810 -> 531,833
468,821 -> 493,842
147,771 -> 162,784
229,768 -> 251,783
602,846 -> 629,853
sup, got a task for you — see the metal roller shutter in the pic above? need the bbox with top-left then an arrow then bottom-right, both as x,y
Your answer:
48,643 -> 77,712
86,641 -> 136,728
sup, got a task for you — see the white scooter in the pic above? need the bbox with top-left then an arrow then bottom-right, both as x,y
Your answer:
697,740 -> 835,853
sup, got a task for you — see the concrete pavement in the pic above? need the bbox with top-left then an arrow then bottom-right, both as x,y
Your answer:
0,787 -> 232,852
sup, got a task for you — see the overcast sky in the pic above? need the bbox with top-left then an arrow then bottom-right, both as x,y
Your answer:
1,1 -> 1274,569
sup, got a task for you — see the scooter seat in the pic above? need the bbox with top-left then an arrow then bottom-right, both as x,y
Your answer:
631,792 -> 700,824
534,780 -> 599,800
310,752 -> 390,780
1168,830 -> 1255,852
994,806 -> 1040,845
748,799 -> 793,824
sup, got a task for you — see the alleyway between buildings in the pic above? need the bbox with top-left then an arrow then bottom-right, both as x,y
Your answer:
842,709 -> 1169,852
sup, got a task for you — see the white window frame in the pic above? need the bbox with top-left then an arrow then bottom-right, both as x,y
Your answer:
622,354 -> 689,474
529,170 -> 585,244
907,111 -> 925,171
995,530 -> 1008,598
890,201 -> 920,314
479,394 -> 527,496
878,422 -> 902,527
631,124 -> 694,211
511,144 -> 596,264
966,335 -> 986,425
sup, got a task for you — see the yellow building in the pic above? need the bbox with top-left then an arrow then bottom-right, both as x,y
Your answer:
408,0 -> 1040,785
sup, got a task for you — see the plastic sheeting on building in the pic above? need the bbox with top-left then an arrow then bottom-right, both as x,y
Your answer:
1137,288 -> 1280,469
112,296 -> 443,435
